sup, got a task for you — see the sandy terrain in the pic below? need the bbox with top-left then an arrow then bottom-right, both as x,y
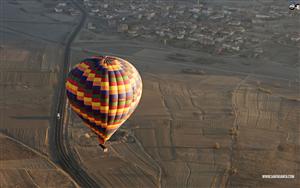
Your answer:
0,133 -> 77,187
0,0 -> 81,186
1,0 -> 299,187
0,37 -> 60,154
67,30 -> 300,187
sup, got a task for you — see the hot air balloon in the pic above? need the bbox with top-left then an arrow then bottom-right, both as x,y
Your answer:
65,56 -> 142,152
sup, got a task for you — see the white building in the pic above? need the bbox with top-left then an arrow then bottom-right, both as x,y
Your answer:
54,7 -> 63,13
87,22 -> 96,30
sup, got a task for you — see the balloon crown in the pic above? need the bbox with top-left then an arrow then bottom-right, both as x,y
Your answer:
90,56 -> 120,65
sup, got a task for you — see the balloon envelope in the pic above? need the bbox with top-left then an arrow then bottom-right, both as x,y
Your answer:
66,56 -> 142,143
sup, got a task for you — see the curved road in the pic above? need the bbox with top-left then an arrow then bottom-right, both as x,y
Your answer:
50,0 -> 100,187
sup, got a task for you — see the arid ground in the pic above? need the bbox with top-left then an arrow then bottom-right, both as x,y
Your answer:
0,0 -> 78,187
1,0 -> 299,188
67,29 -> 300,187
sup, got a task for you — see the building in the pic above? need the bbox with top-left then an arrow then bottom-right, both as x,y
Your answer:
117,24 -> 129,32
87,22 -> 96,30
54,7 -> 63,13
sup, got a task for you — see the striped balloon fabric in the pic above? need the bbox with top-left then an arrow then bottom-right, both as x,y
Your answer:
66,56 -> 142,144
